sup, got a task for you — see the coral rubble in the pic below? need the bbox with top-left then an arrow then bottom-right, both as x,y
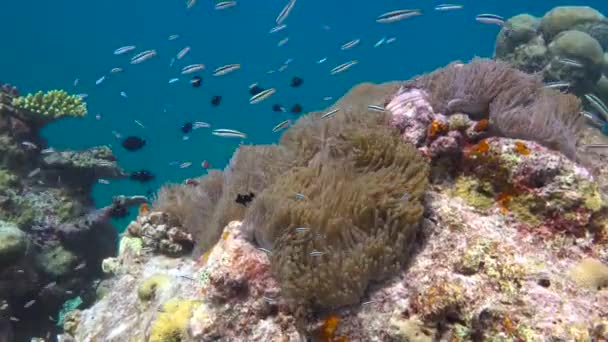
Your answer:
68,64 -> 608,341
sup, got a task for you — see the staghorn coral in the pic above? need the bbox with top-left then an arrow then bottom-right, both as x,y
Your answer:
397,58 -> 583,160
246,122 -> 429,308
12,90 -> 87,121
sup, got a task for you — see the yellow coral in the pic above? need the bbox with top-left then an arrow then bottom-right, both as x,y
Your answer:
138,274 -> 170,301
149,299 -> 201,342
569,258 -> 608,290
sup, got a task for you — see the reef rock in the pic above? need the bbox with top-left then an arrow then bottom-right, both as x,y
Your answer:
68,80 -> 608,341
42,146 -> 127,192
540,6 -> 606,40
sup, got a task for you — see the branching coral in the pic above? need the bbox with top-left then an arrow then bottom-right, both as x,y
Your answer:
12,90 -> 87,120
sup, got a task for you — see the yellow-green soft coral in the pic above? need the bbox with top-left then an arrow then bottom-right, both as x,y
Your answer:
12,90 -> 87,119
149,299 -> 200,342
119,236 -> 143,256
138,274 -> 170,301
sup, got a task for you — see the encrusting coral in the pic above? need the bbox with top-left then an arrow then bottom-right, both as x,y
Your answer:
12,89 -> 87,121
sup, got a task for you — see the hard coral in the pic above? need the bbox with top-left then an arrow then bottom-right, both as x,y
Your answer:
12,90 -> 87,122
247,122 -> 429,308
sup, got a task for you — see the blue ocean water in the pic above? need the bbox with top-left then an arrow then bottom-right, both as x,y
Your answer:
2,0 -> 606,231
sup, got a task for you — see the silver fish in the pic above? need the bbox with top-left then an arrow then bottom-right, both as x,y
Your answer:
168,34 -> 180,40
341,39 -> 360,50
27,168 -> 41,178
269,24 -> 287,34
294,193 -> 306,200
330,60 -> 358,75
181,64 -> 205,74
213,128 -> 247,139
272,120 -> 291,132
544,81 -> 571,90
376,9 -> 421,23
130,50 -> 157,64
98,179 -> 110,185
310,250 -> 326,257
276,0 -> 296,25
434,4 -> 463,11
374,37 -> 386,48
321,108 -> 340,119
134,119 -> 145,128
555,57 -> 584,68
95,75 -> 106,85
110,67 -> 123,73
317,57 -> 327,64
295,227 -> 309,233
21,141 -> 38,149
213,64 -> 241,76
215,1 -> 237,10
193,121 -> 210,129
168,78 -> 180,84
179,162 -> 192,169
176,46 -> 191,60
23,300 -> 36,308
114,45 -> 136,55
585,94 -> 608,121
475,13 -> 505,26
258,247 -> 272,254
277,37 -> 289,47
250,88 -> 276,104
367,105 -> 385,112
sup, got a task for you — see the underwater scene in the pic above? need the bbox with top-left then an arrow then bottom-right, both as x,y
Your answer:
4,0 -> 608,341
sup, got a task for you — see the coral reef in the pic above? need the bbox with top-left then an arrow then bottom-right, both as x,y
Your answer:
0,83 -> 138,340
494,6 -> 608,125
68,73 -> 608,341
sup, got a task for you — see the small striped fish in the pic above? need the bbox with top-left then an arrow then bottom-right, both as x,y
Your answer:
176,46 -> 191,60
272,120 -> 291,132
181,64 -> 205,74
130,50 -> 157,64
475,13 -> 505,25
341,39 -> 360,50
376,9 -> 421,23
250,88 -> 276,104
215,1 -> 237,10
269,24 -> 287,34
276,0 -> 296,25
213,64 -> 241,76
434,4 -> 463,11
114,45 -> 136,55
584,94 -> 608,121
321,108 -> 340,119
212,128 -> 247,139
367,104 -> 385,112
330,60 -> 358,75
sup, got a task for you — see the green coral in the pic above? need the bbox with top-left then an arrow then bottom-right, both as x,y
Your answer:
138,274 -> 170,301
57,296 -> 83,327
0,169 -> 18,191
36,245 -> 78,277
451,176 -> 495,211
119,236 -> 144,256
149,299 -> 200,342
12,90 -> 87,119
0,220 -> 28,267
